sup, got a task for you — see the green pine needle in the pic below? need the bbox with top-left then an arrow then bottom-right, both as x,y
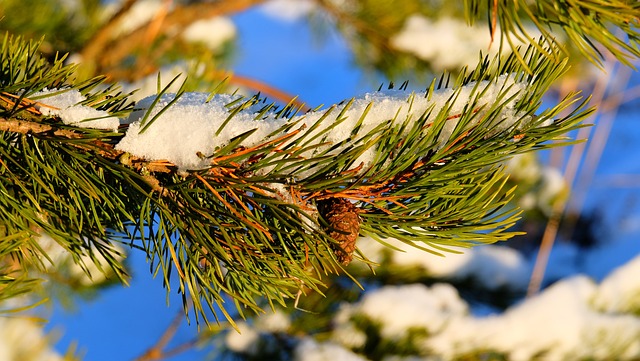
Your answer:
0,33 -> 595,327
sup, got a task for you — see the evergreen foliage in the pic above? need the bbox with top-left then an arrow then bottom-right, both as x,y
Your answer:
0,32 -> 591,325
0,0 -> 638,356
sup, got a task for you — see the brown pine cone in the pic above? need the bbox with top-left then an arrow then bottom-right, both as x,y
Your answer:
317,197 -> 361,265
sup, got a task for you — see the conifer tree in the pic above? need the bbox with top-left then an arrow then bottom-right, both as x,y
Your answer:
0,0 -> 639,359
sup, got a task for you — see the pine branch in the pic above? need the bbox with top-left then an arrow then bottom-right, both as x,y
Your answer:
317,0 -> 638,75
467,0 -> 640,68
113,42 -> 591,324
0,35 -> 592,326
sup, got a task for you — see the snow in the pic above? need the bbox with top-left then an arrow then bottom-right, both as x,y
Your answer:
0,316 -> 63,361
7,2 -> 636,360
457,245 -> 531,290
115,92 -> 285,169
593,255 -> 640,314
254,310 -> 291,332
18,15 -> 635,358
294,338 -> 368,361
355,236 -> 532,291
329,264 -> 640,360
357,234 -> 640,297
32,89 -> 120,131
444,274 -> 640,361
260,0 -> 316,22
27,78 -> 640,361
116,74 -> 530,170
354,283 -> 467,339
285,234 -> 640,360
488,276 -> 597,360
224,321 -> 260,355
181,17 -> 236,50
390,15 -> 542,71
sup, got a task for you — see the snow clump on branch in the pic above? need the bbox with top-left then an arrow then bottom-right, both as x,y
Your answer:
32,88 -> 121,131
116,74 -> 530,170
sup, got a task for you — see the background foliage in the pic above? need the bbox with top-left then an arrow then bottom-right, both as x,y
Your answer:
0,0 -> 639,360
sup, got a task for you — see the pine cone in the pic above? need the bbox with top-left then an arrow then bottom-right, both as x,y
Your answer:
317,197 -> 361,265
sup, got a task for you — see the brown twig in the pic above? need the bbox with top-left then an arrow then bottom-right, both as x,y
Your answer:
0,95 -> 170,194
144,0 -> 172,46
195,173 -> 271,236
80,0 -> 140,64
0,92 -> 52,115
79,0 -> 308,111
225,73 -> 311,112
94,0 -> 267,76
0,117 -> 82,139
133,307 -> 201,361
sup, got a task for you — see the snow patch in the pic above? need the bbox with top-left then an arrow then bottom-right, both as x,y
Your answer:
255,310 -> 291,333
116,75 -> 530,170
593,254 -> 640,314
32,89 -> 120,131
391,15 -> 542,71
182,17 -> 236,50
260,0 -> 316,22
353,283 -> 468,339
225,321 -> 260,355
116,92 -> 284,169
294,338 -> 368,361
0,316 -> 63,361
334,245 -> 640,360
357,237 -> 532,291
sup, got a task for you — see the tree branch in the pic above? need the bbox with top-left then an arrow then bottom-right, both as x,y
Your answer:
225,73 -> 311,111
79,0 -> 140,63
0,112 -> 175,194
133,309 -> 191,361
87,0 -> 267,77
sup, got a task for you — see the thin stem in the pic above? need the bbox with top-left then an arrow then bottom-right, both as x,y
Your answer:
227,73 -> 311,111
79,0 -> 140,63
133,308 -> 192,361
526,199 -> 562,297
